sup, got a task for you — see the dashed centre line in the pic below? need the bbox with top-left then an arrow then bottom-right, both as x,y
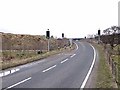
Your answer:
6,77 -> 32,89
42,65 -> 57,73
60,58 -> 69,64
70,54 -> 76,58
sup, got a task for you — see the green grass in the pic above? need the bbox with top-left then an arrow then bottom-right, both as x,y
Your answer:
93,44 -> 114,88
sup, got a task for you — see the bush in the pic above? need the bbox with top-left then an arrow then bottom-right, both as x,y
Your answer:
37,51 -> 42,54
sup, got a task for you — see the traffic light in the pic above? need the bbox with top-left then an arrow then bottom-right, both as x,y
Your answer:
46,29 -> 50,39
98,30 -> 101,35
62,33 -> 64,38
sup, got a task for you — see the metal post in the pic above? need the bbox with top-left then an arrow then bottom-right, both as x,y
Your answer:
48,39 -> 50,51
98,35 -> 100,44
46,29 -> 50,52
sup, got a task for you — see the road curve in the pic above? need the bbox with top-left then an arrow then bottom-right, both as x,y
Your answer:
2,41 -> 96,89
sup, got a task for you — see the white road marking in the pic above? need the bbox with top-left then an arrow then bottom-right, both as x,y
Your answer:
42,65 -> 57,73
74,42 -> 78,50
70,54 -> 76,58
60,58 -> 69,64
15,68 -> 20,72
0,68 -> 20,77
4,71 -> 10,76
6,77 -> 31,89
80,44 -> 96,88
10,69 -> 16,74
0,73 -> 4,77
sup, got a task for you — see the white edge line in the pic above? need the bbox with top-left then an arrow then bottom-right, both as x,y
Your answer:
6,77 -> 31,89
74,42 -> 78,50
60,58 -> 69,64
42,65 -> 56,73
80,44 -> 96,88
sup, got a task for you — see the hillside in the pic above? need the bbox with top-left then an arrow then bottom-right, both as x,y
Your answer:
0,32 -> 71,69
1,32 -> 69,50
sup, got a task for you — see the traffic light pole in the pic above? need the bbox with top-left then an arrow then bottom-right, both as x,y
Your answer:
48,39 -> 50,52
98,29 -> 101,44
98,35 -> 100,44
46,29 -> 50,52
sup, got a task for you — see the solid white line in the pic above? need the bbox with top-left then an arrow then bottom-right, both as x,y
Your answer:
80,44 -> 96,88
42,65 -> 57,73
70,54 -> 76,58
7,77 -> 31,89
60,59 -> 69,64
74,42 -> 78,50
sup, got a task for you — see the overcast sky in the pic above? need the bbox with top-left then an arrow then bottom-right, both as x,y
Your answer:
0,0 -> 119,38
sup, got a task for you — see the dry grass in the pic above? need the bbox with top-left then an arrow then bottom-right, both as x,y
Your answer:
0,32 -> 72,70
1,45 -> 75,70
93,43 -> 114,88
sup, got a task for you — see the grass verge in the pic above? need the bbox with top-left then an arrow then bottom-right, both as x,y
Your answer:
92,43 -> 115,88
1,44 -> 75,70
112,53 -> 120,88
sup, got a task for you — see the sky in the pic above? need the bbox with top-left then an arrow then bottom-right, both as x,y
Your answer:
0,0 -> 119,38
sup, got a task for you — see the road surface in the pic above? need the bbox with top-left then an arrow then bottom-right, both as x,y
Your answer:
1,41 -> 97,89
